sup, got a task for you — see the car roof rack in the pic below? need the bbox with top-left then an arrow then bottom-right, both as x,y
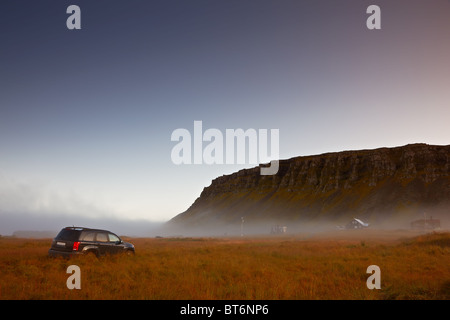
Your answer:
64,226 -> 107,232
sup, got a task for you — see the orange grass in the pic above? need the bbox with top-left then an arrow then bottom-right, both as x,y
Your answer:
0,230 -> 448,300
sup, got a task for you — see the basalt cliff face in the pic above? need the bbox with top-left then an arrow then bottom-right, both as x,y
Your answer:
169,144 -> 450,232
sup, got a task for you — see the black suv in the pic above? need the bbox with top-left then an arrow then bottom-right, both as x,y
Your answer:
48,227 -> 135,258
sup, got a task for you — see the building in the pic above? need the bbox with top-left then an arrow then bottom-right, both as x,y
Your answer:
270,225 -> 287,234
345,218 -> 369,229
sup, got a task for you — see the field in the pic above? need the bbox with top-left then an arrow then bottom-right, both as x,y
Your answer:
0,230 -> 449,300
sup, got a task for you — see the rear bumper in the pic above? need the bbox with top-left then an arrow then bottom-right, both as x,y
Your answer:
48,249 -> 83,258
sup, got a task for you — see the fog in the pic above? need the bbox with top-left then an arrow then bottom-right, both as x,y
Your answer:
0,179 -> 167,237
161,205 -> 450,238
0,211 -> 165,238
1,204 -> 448,239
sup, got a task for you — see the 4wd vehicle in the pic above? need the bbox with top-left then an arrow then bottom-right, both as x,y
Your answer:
48,227 -> 135,258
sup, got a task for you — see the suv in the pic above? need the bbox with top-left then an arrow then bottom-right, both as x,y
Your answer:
48,227 -> 135,258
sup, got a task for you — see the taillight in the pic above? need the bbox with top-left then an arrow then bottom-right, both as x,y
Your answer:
73,241 -> 81,251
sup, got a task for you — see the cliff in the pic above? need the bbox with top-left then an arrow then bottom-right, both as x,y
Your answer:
169,144 -> 450,232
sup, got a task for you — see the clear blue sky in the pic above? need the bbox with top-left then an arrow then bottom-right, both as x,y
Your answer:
0,0 -> 449,234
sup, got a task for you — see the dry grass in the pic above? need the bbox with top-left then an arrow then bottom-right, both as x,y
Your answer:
0,230 -> 449,300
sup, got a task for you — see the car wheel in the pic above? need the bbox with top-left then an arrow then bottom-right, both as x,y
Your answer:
85,250 -> 99,259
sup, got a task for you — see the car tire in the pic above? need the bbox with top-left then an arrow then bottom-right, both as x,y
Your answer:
85,250 -> 99,259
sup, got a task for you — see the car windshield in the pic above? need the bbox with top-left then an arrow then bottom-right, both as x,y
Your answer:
55,229 -> 81,241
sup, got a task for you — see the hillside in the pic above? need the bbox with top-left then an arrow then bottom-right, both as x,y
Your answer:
168,144 -> 450,234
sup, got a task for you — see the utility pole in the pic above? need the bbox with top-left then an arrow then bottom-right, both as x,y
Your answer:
241,217 -> 244,237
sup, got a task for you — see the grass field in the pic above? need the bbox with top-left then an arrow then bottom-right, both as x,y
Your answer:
0,230 -> 449,300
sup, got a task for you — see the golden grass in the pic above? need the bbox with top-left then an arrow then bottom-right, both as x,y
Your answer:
0,230 -> 449,300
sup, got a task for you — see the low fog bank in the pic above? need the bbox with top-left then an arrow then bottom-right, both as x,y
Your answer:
2,205 -> 448,239
161,219 -> 450,238
160,220 -> 330,238
161,205 -> 450,238
0,211 -> 165,238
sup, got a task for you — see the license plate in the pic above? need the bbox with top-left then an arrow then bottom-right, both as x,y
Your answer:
56,242 -> 66,247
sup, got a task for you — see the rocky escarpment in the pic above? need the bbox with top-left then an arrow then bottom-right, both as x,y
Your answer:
169,144 -> 450,230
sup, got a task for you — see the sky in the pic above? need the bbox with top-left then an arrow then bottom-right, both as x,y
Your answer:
0,0 -> 449,235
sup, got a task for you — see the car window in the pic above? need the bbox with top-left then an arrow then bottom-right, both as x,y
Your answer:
80,232 -> 95,241
108,233 -> 120,242
55,229 -> 81,241
96,233 -> 108,242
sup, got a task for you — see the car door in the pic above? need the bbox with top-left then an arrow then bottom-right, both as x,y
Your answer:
107,233 -> 123,254
95,232 -> 111,255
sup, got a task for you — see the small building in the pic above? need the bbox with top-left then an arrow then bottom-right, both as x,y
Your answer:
345,218 -> 369,229
411,217 -> 440,230
271,225 -> 287,234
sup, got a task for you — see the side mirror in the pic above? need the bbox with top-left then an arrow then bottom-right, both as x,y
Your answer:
116,240 -> 122,245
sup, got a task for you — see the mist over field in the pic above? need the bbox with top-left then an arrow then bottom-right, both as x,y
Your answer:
162,207 -> 449,238
2,204 -> 448,238
0,211 -> 164,238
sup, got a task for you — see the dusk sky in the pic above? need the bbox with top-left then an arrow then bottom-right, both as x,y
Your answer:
0,1 -> 449,235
